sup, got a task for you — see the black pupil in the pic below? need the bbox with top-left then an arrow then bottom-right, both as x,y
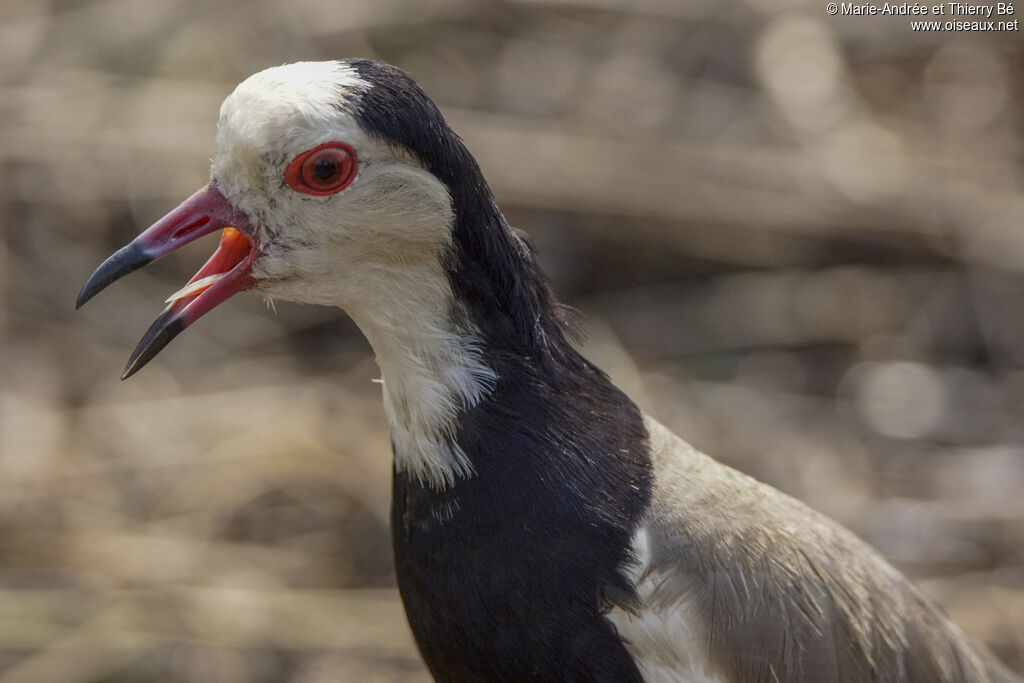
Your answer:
312,156 -> 338,182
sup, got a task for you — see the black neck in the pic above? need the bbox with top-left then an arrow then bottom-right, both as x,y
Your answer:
351,59 -> 653,678
393,203 -> 652,682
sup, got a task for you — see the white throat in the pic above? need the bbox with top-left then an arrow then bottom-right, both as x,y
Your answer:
226,104 -> 499,489
346,268 -> 497,490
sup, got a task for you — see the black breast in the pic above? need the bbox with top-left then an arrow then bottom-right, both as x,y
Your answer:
391,351 -> 651,682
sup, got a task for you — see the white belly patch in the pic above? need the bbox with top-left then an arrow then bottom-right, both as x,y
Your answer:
606,527 -> 726,683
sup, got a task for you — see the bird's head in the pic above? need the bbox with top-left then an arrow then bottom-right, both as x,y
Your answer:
79,59 -> 505,379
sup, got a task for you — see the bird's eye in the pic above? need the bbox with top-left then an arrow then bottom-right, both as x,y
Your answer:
285,142 -> 358,196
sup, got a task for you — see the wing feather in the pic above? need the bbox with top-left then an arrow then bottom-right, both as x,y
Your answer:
611,417 -> 1019,683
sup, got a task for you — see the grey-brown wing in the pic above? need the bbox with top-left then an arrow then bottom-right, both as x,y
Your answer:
625,417 -> 1019,683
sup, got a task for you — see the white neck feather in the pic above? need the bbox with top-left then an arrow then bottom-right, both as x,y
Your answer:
233,114 -> 497,490
346,264 -> 496,490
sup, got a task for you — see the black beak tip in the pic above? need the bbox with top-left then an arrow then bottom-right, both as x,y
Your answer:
120,312 -> 187,380
75,285 -> 94,310
77,242 -> 154,310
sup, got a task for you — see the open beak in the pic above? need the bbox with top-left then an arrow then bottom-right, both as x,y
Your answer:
77,181 -> 260,379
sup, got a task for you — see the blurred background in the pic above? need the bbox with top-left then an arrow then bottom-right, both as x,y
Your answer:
2,0 -> 1023,680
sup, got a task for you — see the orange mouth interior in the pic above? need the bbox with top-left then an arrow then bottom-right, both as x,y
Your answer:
165,227 -> 253,303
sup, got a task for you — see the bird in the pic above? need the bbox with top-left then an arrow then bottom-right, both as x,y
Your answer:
77,59 -> 1021,683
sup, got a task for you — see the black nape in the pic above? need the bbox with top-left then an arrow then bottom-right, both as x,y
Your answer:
346,58 -> 653,682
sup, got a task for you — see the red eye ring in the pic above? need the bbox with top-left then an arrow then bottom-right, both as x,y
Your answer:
285,142 -> 358,196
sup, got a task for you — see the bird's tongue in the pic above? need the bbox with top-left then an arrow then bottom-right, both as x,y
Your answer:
76,182 -> 260,379
166,227 -> 254,305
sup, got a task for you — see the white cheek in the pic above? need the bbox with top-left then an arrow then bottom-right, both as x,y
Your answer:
342,160 -> 454,250
250,159 -> 454,305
